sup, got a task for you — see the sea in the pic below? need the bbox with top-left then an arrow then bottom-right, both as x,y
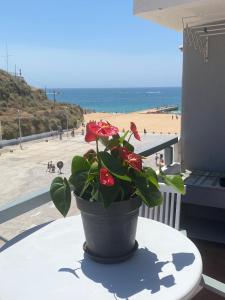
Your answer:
47,87 -> 181,113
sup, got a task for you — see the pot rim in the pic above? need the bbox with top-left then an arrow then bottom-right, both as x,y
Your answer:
75,195 -> 142,216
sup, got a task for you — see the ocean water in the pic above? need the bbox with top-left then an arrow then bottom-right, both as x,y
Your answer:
47,87 -> 181,113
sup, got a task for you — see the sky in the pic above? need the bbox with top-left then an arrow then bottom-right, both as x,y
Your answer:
0,1 -> 183,88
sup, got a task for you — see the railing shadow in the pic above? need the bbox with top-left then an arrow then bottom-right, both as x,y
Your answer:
0,221 -> 53,252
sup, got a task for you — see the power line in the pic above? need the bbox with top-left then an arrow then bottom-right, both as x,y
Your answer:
45,90 -> 60,110
0,121 -> 2,141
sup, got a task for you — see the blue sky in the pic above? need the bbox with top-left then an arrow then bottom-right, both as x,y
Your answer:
0,1 -> 182,88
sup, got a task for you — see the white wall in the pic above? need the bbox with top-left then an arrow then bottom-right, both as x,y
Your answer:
181,29 -> 225,171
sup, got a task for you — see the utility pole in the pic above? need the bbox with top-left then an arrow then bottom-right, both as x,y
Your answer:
65,107 -> 69,138
53,90 -> 56,110
1,43 -> 12,73
45,90 -> 59,111
0,121 -> 2,141
17,110 -> 23,150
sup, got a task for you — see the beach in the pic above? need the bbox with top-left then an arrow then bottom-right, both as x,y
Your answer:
84,112 -> 181,134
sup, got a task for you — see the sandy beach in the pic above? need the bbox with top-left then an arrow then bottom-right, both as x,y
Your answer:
84,112 -> 180,134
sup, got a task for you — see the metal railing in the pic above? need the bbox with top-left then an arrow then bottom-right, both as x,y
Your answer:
0,137 -> 180,226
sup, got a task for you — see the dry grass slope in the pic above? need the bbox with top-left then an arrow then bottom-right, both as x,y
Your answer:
0,69 -> 84,139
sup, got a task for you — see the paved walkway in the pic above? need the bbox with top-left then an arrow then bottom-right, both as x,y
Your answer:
0,133 -> 174,247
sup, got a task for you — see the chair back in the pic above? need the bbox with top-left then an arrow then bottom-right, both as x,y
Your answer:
139,183 -> 183,230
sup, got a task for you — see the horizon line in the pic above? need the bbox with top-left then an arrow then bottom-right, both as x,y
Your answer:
44,86 -> 181,89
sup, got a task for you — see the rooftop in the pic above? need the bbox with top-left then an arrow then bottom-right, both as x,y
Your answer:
134,0 -> 225,30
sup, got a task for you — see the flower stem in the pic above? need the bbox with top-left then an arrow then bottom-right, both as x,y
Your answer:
128,133 -> 133,143
96,138 -> 101,169
96,139 -> 99,154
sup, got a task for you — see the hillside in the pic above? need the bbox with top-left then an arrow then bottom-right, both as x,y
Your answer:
0,70 -> 84,139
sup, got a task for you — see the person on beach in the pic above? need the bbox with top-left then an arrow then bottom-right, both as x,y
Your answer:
51,164 -> 56,173
159,154 -> 165,166
155,154 -> 165,168
155,153 -> 159,166
144,128 -> 147,134
46,162 -> 50,172
46,161 -> 53,173
71,129 -> 75,137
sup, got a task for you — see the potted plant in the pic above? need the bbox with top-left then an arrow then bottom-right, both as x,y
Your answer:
50,121 -> 184,263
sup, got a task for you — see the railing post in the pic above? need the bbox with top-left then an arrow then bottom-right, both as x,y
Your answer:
173,140 -> 181,163
164,146 -> 173,166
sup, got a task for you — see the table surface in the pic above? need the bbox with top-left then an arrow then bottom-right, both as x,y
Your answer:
0,216 -> 202,300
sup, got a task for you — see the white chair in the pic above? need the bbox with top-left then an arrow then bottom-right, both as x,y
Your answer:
139,183 -> 182,230
139,182 -> 225,299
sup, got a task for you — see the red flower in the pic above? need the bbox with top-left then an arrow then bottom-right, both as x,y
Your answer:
126,152 -> 142,172
85,121 -> 119,142
130,122 -> 141,141
118,147 -> 142,172
99,168 -> 115,186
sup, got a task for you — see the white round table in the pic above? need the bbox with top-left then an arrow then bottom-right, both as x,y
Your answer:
0,216 -> 202,300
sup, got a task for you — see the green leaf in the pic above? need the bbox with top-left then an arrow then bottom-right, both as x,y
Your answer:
119,130 -> 129,144
71,156 -> 90,175
98,180 -> 120,207
89,161 -> 98,175
92,186 -> 104,203
135,176 -> 163,207
91,182 -> 99,201
119,180 -> 135,201
142,167 -> 159,189
105,137 -> 120,150
99,184 -> 120,207
161,174 -> 185,195
50,177 -> 71,217
98,151 -> 131,182
69,171 -> 89,195
91,182 -> 120,205
123,140 -> 134,152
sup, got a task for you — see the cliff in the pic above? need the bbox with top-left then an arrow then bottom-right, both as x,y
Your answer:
0,70 -> 84,139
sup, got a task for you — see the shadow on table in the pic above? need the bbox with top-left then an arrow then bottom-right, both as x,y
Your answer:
59,248 -> 195,299
172,252 -> 195,271
0,221 -> 53,252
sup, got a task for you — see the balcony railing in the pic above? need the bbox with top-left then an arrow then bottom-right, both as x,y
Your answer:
0,136 -> 180,245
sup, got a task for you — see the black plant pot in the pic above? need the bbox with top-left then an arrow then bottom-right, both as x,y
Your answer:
76,196 -> 142,264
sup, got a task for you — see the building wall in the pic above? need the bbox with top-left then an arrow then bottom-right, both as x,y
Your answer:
181,29 -> 225,171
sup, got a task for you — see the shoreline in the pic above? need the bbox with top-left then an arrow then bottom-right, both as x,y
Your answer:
84,111 -> 181,134
84,107 -> 181,115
